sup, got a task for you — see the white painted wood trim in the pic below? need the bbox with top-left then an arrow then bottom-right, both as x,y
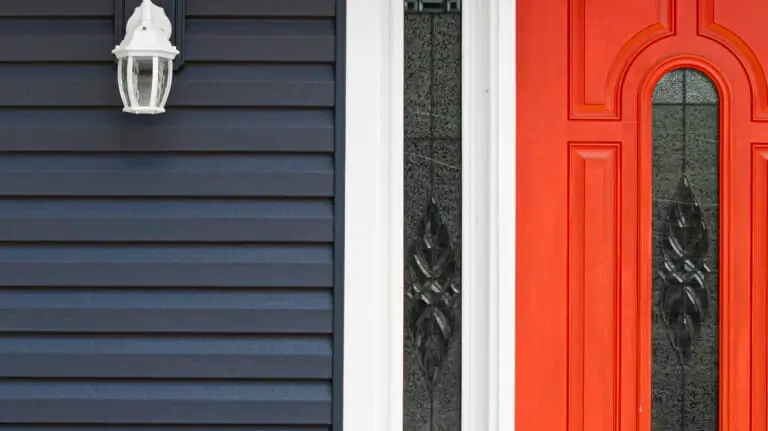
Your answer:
343,0 -> 403,429
463,0 -> 516,429
344,0 -> 515,429
493,0 -> 517,429
462,0 -> 492,428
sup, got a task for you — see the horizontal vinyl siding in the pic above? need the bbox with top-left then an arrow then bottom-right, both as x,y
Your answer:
0,289 -> 332,333
0,1 -> 340,429
0,65 -> 335,106
0,110 -> 334,152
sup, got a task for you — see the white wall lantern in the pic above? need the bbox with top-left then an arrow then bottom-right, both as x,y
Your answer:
113,0 -> 179,115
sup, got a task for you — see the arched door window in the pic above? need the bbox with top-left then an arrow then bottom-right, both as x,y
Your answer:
652,68 -> 719,430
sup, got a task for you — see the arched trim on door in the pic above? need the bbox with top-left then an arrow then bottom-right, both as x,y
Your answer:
567,0 -> 676,120
697,0 -> 768,120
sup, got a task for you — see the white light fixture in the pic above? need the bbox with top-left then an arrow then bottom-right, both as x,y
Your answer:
113,0 -> 179,115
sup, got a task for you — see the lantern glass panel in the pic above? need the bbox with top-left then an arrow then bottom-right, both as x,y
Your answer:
155,58 -> 170,107
118,58 -> 129,106
129,56 -> 155,107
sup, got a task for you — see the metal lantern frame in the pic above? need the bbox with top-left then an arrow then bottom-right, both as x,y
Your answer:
113,0 -> 179,115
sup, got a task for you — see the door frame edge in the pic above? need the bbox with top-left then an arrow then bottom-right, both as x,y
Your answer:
462,0 -> 516,430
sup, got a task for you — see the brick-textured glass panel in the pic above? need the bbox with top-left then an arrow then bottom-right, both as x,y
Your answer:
652,68 -> 719,431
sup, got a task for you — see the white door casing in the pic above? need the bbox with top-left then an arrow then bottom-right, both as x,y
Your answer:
343,0 -> 516,429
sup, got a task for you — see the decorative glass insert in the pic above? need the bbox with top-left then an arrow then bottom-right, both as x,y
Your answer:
652,68 -> 719,431
403,7 -> 462,431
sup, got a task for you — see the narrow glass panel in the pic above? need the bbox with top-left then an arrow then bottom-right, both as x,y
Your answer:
130,56 -> 154,107
154,59 -> 169,107
652,68 -> 719,430
403,6 -> 462,431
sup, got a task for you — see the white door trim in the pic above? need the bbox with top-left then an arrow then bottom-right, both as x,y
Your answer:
344,0 -> 515,429
491,0 -> 517,428
343,0 -> 404,429
462,0 -> 516,429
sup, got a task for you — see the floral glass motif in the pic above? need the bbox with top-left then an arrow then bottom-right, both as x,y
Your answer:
652,68 -> 719,431
406,198 -> 460,430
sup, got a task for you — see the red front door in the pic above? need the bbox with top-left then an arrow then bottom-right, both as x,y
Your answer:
517,0 -> 768,429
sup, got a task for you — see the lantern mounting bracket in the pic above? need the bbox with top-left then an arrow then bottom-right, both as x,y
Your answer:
115,0 -> 186,71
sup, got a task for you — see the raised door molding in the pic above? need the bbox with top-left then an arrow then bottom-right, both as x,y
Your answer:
568,0 -> 674,120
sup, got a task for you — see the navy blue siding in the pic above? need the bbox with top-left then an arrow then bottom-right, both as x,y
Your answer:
0,1 -> 341,429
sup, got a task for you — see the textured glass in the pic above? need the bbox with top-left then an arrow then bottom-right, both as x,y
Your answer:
403,11 -> 462,431
130,57 -> 154,107
119,58 -> 130,105
155,58 -> 169,106
652,68 -> 719,431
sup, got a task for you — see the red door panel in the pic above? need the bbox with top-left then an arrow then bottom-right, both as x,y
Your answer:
517,0 -> 767,429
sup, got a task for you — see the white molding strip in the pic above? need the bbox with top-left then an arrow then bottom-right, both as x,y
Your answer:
493,0 -> 517,429
462,0 -> 492,428
343,0 -> 403,429
463,0 -> 516,429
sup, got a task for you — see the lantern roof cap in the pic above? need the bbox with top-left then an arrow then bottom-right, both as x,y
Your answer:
112,0 -> 179,59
